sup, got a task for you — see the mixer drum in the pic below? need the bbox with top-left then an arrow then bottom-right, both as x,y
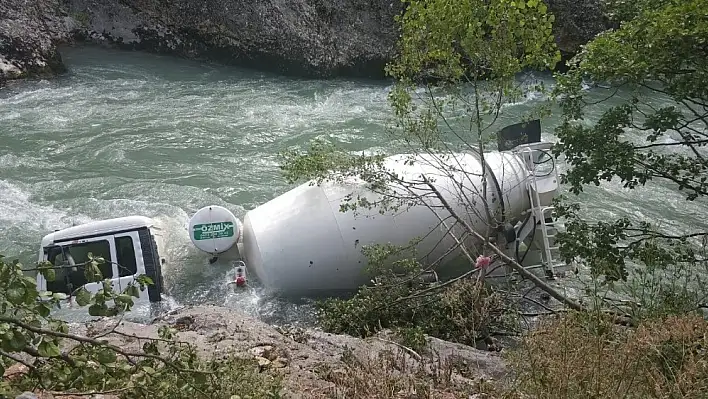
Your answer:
240,152 -> 530,295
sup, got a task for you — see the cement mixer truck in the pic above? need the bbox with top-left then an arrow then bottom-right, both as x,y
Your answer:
35,120 -> 566,302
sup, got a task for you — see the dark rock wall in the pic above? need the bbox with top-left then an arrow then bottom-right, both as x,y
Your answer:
0,0 -> 75,79
1,0 -> 611,81
66,0 -> 403,78
546,0 -> 612,70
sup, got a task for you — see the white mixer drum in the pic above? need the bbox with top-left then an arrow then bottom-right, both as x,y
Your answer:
188,205 -> 242,254
240,151 -> 530,294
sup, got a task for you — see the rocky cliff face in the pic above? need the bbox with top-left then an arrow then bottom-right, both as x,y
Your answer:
546,0 -> 611,67
0,0 -> 75,80
1,0 -> 610,81
65,0 -> 403,79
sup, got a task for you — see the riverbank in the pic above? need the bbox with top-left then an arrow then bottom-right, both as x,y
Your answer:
4,304 -> 509,398
1,0 -> 610,82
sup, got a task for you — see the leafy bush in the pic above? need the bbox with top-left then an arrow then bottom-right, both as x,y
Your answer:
0,254 -> 283,398
317,270 -> 515,348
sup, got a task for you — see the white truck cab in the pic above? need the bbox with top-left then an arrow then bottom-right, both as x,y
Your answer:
36,216 -> 166,303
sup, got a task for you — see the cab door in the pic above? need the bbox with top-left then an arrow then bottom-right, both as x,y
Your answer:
113,231 -> 149,301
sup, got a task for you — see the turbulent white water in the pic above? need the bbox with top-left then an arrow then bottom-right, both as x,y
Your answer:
1,45 -> 705,324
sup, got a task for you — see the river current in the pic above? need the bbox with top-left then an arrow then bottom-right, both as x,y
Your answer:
1,46 -> 705,324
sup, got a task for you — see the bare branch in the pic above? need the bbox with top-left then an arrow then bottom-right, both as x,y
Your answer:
422,178 -> 586,312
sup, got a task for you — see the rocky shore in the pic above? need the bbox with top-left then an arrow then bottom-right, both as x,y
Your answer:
4,305 -> 509,398
1,0 -> 610,82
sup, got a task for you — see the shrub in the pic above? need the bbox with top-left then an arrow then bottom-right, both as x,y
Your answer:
317,275 -> 516,348
506,311 -> 708,399
0,254 -> 283,398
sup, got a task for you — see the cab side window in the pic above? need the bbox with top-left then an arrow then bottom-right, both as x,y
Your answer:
116,236 -> 138,277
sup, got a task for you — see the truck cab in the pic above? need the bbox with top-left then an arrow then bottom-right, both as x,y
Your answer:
36,216 -> 166,303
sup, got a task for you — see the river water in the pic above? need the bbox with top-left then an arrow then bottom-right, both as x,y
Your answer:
1,46 -> 705,324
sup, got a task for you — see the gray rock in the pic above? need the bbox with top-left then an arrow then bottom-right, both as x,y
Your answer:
0,0 -> 610,81
67,304 -> 510,397
15,392 -> 39,399
546,0 -> 611,58
0,0 -> 75,80
65,0 -> 402,78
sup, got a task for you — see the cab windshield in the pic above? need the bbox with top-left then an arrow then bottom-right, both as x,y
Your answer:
44,240 -> 114,294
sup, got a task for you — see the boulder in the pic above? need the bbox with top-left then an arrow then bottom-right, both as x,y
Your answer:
64,0 -> 402,78
546,0 -> 611,69
0,0 -> 611,80
0,0 -> 76,80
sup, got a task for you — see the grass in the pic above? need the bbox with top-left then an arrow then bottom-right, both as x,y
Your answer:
505,311 -> 708,399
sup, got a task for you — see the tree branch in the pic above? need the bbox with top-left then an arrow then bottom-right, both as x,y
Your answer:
423,178 -> 586,312
0,315 -> 209,375
0,349 -> 36,371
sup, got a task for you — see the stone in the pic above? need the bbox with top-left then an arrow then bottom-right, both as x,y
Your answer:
0,0 -> 73,80
3,363 -> 29,380
271,356 -> 289,368
249,345 -> 276,361
63,304 -> 511,396
255,355 -> 272,370
60,0 -> 609,79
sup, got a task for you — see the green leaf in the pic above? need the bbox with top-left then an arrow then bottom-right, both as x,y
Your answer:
6,288 -> 25,304
126,284 -> 140,298
137,275 -> 153,287
96,348 -> 117,364
9,330 -> 27,351
38,339 -> 61,357
75,287 -> 92,307
35,302 -> 51,318
52,292 -> 68,301
88,303 -> 106,317
48,320 -> 69,334
42,267 -> 56,282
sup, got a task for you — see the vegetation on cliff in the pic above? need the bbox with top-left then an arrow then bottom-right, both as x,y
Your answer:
2,0 -> 608,81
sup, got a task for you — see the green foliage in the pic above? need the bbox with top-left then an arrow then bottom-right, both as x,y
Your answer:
386,0 -> 560,83
551,0 -> 708,317
279,0 -> 561,196
0,255 -> 282,398
317,276 -> 513,347
601,0 -> 674,25
555,198 -> 707,319
316,244 -> 515,347
554,0 -> 708,200
282,0 -> 561,346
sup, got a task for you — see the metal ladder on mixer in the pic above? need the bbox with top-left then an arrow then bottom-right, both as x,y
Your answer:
519,143 -> 562,279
